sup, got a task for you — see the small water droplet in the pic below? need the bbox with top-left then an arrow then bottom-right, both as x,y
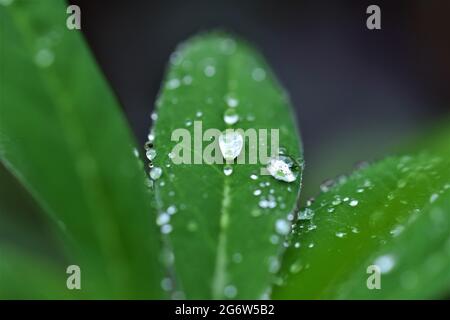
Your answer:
182,75 -> 193,85
219,131 -> 243,161
335,232 -> 347,238
223,285 -> 237,298
266,155 -> 298,183
196,111 -> 203,118
390,225 -> 404,237
160,277 -> 173,291
397,179 -> 407,188
275,219 -> 290,235
166,78 -> 180,90
232,253 -> 242,263
204,65 -> 216,77
156,213 -> 170,226
430,193 -> 439,203
187,220 -> 198,232
253,189 -> 262,196
250,174 -> 258,180
185,120 -> 192,127
161,224 -> 173,234
289,261 -> 303,274
298,208 -> 314,220
223,108 -> 239,125
252,67 -> 266,81
151,112 -> 158,121
374,254 -> 396,274
294,242 -> 301,248
146,148 -> 156,161
223,165 -> 233,176
34,48 -> 54,68
320,179 -> 334,192
349,199 -> 359,207
225,94 -> 239,108
167,205 -> 177,215
149,167 -> 162,180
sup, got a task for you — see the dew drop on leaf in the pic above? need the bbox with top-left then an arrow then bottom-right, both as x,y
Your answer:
223,108 -> 239,125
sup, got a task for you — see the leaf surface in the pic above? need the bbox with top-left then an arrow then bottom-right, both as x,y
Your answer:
151,33 -> 303,299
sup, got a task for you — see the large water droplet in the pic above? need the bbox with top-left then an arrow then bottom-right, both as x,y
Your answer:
266,155 -> 298,183
223,108 -> 239,125
219,131 -> 243,161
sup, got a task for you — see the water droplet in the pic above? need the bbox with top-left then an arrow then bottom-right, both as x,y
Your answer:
167,205 -> 177,215
146,148 -> 156,161
397,179 -> 407,188
161,224 -> 173,234
252,67 -> 266,81
270,235 -> 279,244
275,219 -> 290,235
218,131 -> 243,161
308,243 -> 315,248
224,285 -> 238,298
220,38 -> 236,55
298,208 -> 314,220
253,189 -> 262,196
156,213 -> 170,226
349,199 -> 359,207
166,78 -> 180,90
289,261 -> 303,274
225,95 -> 239,108
34,48 -> 54,68
332,197 -> 342,206
294,242 -> 301,248
185,120 -> 192,127
160,277 -> 173,291
335,232 -> 347,238
268,256 -> 280,273
266,155 -> 298,183
204,65 -> 216,77
390,225 -> 404,237
374,254 -> 396,274
223,165 -> 233,176
170,51 -> 182,65
232,253 -> 243,263
223,108 -> 239,125
149,167 -> 162,180
182,75 -> 192,85
320,179 -> 334,192
250,174 -> 258,180
196,111 -> 203,118
356,188 -> 364,193
151,112 -> 158,121
430,193 -> 439,203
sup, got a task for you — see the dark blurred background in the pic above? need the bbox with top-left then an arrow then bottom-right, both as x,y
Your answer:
69,0 -> 450,200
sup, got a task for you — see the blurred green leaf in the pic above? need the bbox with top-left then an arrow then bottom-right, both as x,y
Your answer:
0,245 -> 85,299
0,0 -> 163,298
151,33 -> 303,299
273,151 -> 450,299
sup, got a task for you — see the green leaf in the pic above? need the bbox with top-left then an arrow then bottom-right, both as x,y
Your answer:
150,33 -> 303,299
273,152 -> 450,299
0,245 -> 84,299
0,0 -> 163,298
